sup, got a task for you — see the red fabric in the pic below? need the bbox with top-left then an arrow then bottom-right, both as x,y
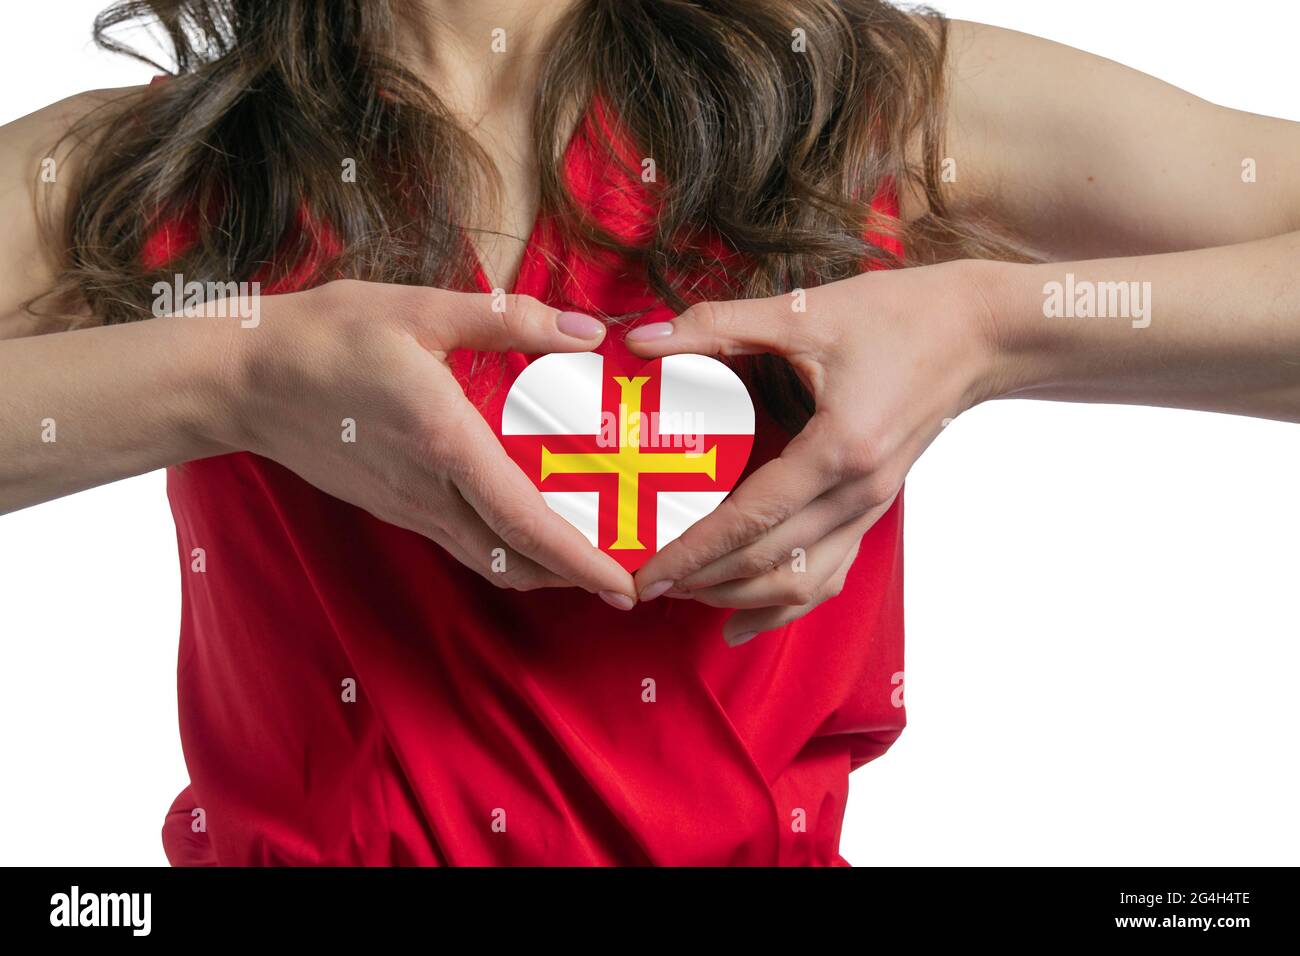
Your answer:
159,99 -> 906,866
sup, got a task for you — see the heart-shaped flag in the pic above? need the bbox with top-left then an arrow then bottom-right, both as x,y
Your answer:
500,352 -> 756,572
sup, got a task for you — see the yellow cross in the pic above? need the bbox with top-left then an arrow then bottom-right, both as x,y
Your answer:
541,376 -> 716,550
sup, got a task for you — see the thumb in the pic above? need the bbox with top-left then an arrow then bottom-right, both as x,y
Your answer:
624,297 -> 793,358
428,291 -> 607,354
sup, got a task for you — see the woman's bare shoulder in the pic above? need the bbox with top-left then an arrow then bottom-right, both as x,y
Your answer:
0,86 -> 150,336
0,85 -> 147,184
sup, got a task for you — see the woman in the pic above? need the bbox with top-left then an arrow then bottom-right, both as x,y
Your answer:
1,0 -> 1297,865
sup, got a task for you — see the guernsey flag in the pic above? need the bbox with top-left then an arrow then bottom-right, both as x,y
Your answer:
500,352 -> 756,572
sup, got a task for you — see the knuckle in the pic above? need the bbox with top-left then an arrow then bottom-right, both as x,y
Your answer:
504,293 -> 545,326
680,508 -> 765,562
727,498 -> 784,542
735,548 -> 781,579
830,433 -> 880,479
729,513 -> 774,546
660,539 -> 710,578
859,469 -> 899,508
681,299 -> 727,338
490,294 -> 546,346
495,509 -> 543,554
499,295 -> 527,327
781,578 -> 819,606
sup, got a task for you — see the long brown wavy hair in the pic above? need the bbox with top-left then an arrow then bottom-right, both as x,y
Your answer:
39,0 -> 1022,427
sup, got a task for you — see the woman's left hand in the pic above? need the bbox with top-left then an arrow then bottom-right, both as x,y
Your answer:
625,259 -> 1010,645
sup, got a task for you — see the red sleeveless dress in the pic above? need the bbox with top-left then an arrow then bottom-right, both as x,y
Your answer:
152,98 -> 906,866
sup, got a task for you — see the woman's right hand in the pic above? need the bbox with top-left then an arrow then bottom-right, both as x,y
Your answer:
218,279 -> 637,608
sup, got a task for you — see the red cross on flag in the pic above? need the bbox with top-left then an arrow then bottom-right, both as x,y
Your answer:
500,352 -> 756,572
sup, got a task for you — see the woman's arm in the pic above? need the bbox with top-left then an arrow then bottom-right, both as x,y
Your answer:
979,233 -> 1300,421
1,279 -> 640,614
0,89 -> 229,508
0,94 -> 637,605
626,234 -> 1300,631
628,21 -> 1300,635
936,20 -> 1300,258
938,19 -> 1300,417
0,315 -> 240,511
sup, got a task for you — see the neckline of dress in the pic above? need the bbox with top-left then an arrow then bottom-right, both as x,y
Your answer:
467,101 -> 595,297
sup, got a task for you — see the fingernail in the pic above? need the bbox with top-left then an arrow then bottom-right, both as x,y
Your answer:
725,630 -> 759,648
599,590 -> 635,611
557,311 -> 605,339
626,321 -> 675,342
639,579 -> 675,601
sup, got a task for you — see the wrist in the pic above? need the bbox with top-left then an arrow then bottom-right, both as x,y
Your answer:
957,257 -> 1055,401
170,301 -> 269,458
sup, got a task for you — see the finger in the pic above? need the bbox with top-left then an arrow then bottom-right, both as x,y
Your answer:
633,415 -> 838,597
720,535 -> 860,647
685,517 -> 862,613
679,487 -> 896,591
623,295 -> 801,358
435,488 -> 571,591
724,603 -> 816,647
449,408 -> 638,606
406,288 -> 607,354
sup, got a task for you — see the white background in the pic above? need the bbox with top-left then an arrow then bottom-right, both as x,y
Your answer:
1,1 -> 1297,866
